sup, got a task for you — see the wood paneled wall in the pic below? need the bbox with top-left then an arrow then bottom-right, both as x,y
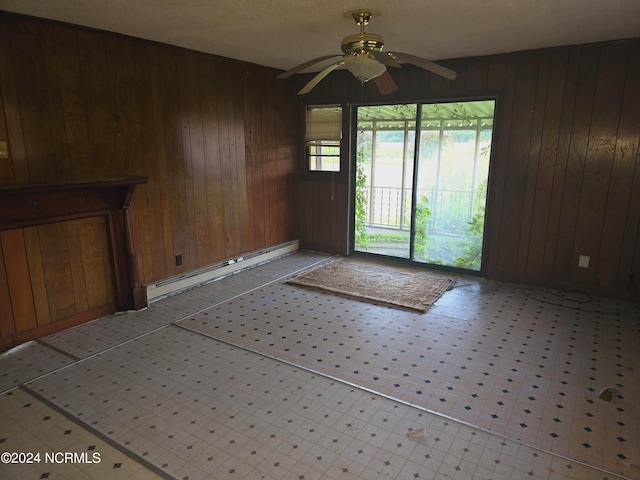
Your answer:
0,12 -> 298,347
0,217 -> 115,345
296,39 -> 640,299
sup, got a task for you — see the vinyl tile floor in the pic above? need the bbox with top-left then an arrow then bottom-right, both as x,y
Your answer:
0,251 -> 638,480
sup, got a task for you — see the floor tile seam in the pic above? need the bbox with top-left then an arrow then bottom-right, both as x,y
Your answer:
35,338 -> 82,362
16,323 -> 175,392
171,255 -> 336,326
171,322 -> 630,480
6,255 -> 334,392
0,340 -> 81,396
16,384 -> 177,480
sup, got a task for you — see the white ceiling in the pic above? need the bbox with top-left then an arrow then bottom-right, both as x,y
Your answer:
2,0 -> 639,73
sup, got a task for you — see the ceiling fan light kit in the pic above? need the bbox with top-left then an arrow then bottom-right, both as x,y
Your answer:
343,55 -> 387,83
277,9 -> 457,95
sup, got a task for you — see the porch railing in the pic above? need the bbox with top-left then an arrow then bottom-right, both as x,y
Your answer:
364,186 -> 473,235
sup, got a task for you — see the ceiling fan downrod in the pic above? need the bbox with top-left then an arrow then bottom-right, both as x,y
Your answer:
341,10 -> 384,56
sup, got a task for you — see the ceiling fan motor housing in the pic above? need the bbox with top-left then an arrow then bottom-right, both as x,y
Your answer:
341,33 -> 385,56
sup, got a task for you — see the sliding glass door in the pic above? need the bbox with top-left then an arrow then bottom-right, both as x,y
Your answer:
353,100 -> 495,272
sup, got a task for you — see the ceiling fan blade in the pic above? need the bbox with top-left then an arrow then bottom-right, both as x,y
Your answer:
277,55 -> 344,79
391,52 -> 457,80
298,59 -> 346,95
373,70 -> 398,95
371,51 -> 401,69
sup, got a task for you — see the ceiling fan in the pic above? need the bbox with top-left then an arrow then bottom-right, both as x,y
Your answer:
277,9 -> 457,95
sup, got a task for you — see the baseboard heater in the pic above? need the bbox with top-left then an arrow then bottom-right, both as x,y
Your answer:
144,240 -> 299,303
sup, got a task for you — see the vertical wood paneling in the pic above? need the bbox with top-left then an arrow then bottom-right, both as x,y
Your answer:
0,83 -> 14,182
261,70 -> 275,246
0,17 -> 24,182
130,42 -> 163,282
553,45 -> 600,281
184,53 -> 210,267
148,46 -> 176,278
77,29 -> 116,177
0,244 -> 16,338
516,51 -> 550,276
465,57 -> 489,91
157,49 -> 192,276
23,227 -> 52,325
0,216 -> 116,347
231,63 -> 251,254
224,65 -> 242,256
110,37 -> 137,175
402,67 -> 426,100
611,41 -> 640,290
526,48 -> 570,279
49,24 -> 83,178
485,53 -> 517,274
245,65 -> 267,250
201,58 -> 225,260
265,69 -> 279,246
1,230 -> 37,332
496,52 -> 540,276
38,222 -> 76,320
487,55 -> 508,90
174,54 -> 199,272
275,74 -> 296,243
541,46 -> 581,279
100,216 -> 116,306
7,23 -> 58,181
64,220 -> 89,313
77,217 -> 109,309
243,66 -> 257,251
571,42 -> 629,285
39,25 -> 72,177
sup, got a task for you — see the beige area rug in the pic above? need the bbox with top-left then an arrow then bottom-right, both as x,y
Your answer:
287,258 -> 454,312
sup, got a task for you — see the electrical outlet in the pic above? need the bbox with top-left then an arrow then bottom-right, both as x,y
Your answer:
175,254 -> 182,266
578,255 -> 590,269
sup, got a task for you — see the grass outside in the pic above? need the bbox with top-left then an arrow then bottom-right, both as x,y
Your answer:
355,228 -> 481,270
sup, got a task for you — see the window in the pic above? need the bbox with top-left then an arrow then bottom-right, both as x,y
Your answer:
306,106 -> 342,172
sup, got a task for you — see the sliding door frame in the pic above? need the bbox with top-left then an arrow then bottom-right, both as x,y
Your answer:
348,96 -> 500,277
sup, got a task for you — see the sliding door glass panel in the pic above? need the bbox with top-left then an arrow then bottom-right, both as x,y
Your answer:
413,100 -> 494,270
353,100 -> 494,272
354,104 -> 417,258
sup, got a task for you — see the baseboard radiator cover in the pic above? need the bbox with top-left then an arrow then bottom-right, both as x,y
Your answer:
144,240 -> 299,303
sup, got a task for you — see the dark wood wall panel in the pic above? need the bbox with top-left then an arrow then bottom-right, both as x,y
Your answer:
612,41 -> 640,290
0,12 -> 298,347
527,48 -> 569,280
554,45 -> 600,282
572,43 -> 629,286
0,12 -> 298,283
0,217 -> 116,349
0,246 -> 15,338
296,38 -> 640,298
497,51 -> 540,278
244,64 -> 268,251
243,64 -> 297,252
1,229 -> 37,332
298,177 -> 349,255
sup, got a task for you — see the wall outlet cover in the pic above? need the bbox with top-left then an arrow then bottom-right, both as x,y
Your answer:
578,255 -> 590,268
